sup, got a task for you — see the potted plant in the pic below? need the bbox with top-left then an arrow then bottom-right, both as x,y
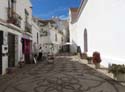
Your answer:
108,64 -> 125,81
87,56 -> 93,64
92,51 -> 101,69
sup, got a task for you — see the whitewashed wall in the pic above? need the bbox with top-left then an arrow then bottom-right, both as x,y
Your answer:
69,8 -> 80,53
0,0 -> 32,30
69,23 -> 78,53
40,26 -> 63,54
16,0 -> 32,30
57,33 -> 63,45
71,0 -> 125,67
40,36 -> 50,53
49,29 -> 63,54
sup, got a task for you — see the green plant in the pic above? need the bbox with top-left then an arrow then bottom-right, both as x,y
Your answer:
108,64 -> 125,77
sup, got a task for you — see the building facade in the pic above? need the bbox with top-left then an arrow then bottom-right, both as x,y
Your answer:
52,17 -> 70,52
69,0 -> 125,67
0,0 -> 32,75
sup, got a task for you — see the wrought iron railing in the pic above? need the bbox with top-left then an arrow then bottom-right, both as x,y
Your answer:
7,8 -> 22,28
25,21 -> 32,33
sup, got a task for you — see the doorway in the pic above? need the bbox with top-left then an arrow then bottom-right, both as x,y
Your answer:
8,33 -> 15,67
84,28 -> 88,52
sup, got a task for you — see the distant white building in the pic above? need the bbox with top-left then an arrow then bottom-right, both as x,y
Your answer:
0,0 -> 32,75
69,0 -> 125,67
52,17 -> 70,52
52,17 -> 69,43
35,18 -> 64,55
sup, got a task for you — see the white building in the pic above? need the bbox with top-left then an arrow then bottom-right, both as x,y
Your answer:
52,17 -> 69,43
0,0 -> 32,75
69,0 -> 125,67
52,17 -> 70,52
32,18 -> 40,56
35,19 -> 64,55
69,8 -> 79,53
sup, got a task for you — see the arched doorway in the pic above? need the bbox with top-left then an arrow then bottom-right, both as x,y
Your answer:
84,28 -> 88,52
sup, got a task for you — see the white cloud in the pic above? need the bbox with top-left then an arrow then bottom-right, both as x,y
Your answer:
36,7 -> 67,18
59,15 -> 69,20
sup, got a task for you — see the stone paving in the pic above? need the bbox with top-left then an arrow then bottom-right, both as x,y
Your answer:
0,55 -> 125,92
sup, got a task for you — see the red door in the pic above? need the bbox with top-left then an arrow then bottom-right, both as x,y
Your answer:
22,38 -> 31,64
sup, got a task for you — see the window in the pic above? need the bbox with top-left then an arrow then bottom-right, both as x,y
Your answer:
25,9 -> 29,23
37,32 -> 39,44
61,37 -> 63,43
8,0 -> 16,17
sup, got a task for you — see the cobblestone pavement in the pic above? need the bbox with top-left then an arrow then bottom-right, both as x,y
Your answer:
0,56 -> 125,92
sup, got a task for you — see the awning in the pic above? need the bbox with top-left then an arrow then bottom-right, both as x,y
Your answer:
22,33 -> 32,40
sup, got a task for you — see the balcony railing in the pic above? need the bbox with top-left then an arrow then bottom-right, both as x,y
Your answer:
7,8 -> 22,28
25,21 -> 32,33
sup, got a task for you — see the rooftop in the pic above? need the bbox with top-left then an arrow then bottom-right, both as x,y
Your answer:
70,8 -> 79,24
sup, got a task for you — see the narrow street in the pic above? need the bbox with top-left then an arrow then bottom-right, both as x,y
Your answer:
0,55 -> 125,92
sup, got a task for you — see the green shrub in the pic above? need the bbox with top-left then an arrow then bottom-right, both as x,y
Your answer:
108,64 -> 125,76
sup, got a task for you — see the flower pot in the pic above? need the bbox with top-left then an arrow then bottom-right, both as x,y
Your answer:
95,63 -> 100,69
87,57 -> 92,64
116,73 -> 125,81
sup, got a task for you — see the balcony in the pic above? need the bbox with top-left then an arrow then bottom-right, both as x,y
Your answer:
7,8 -> 22,28
25,21 -> 32,33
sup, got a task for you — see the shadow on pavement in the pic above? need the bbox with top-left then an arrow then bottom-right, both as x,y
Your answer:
0,55 -> 125,92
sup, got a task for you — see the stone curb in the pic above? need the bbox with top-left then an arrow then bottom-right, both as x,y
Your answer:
72,55 -> 125,86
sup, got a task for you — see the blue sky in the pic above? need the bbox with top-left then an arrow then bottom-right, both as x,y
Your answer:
30,0 -> 80,19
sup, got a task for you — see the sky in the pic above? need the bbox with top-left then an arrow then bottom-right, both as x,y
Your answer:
30,0 -> 80,20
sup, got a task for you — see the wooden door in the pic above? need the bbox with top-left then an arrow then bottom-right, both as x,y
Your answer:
8,33 -> 15,67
